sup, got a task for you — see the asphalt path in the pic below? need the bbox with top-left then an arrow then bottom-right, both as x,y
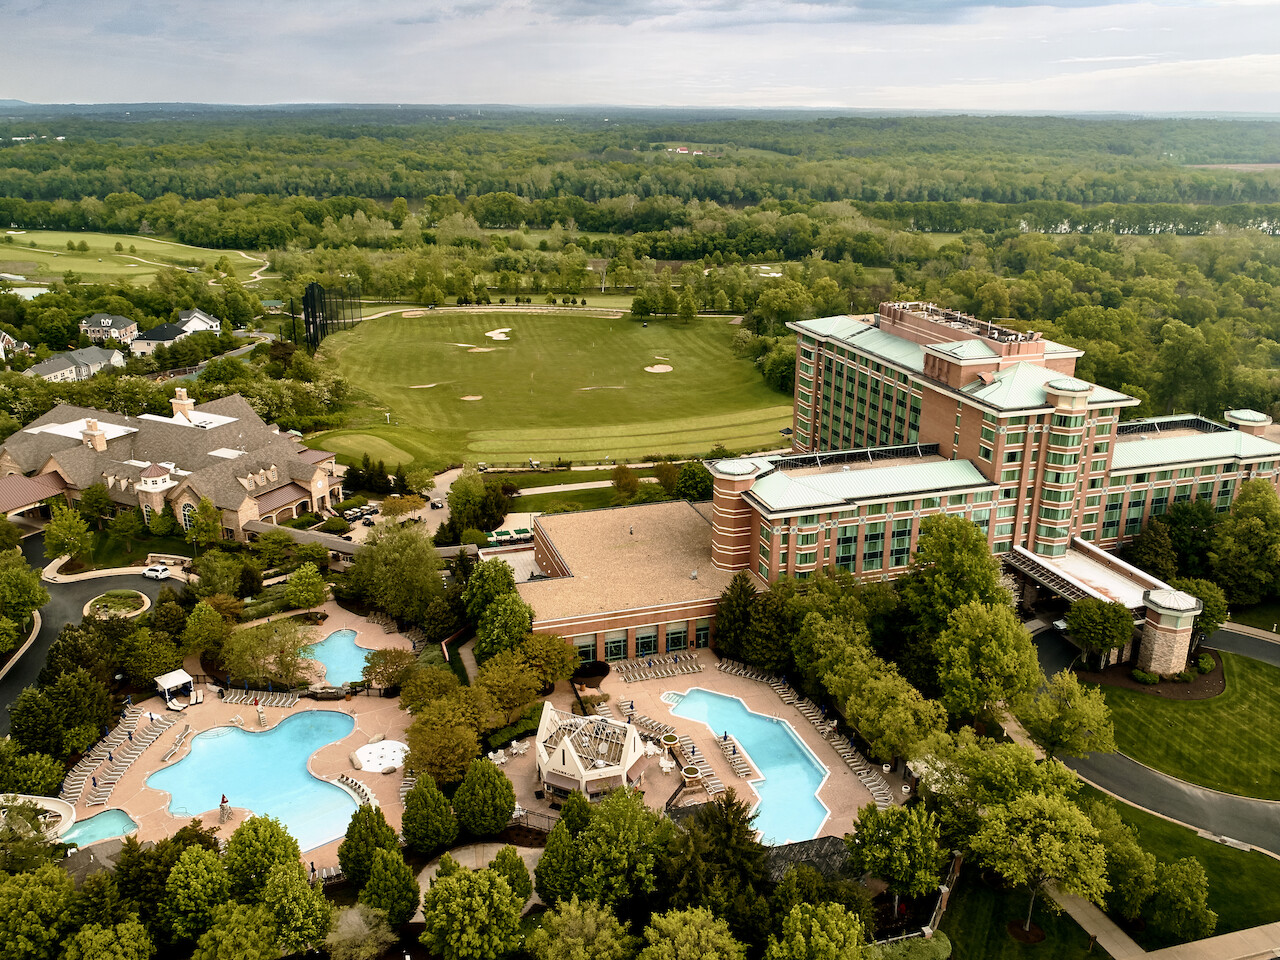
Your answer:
0,534 -> 173,735
1034,627 -> 1280,854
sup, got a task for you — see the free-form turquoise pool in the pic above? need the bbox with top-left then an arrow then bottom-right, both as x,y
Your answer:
667,688 -> 830,844
306,629 -> 368,686
146,711 -> 357,851
62,808 -> 137,847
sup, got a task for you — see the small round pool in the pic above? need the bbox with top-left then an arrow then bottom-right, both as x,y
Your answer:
146,710 -> 357,851
305,629 -> 368,686
62,809 -> 137,847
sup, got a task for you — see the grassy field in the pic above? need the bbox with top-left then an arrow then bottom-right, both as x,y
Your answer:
1225,601 -> 1280,632
0,229 -> 265,286
1077,785 -> 1280,944
939,871 -> 1099,960
312,311 -> 792,469
512,486 -> 619,513
1101,650 -> 1280,799
486,468 -> 653,489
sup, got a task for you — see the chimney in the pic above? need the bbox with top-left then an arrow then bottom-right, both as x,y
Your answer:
82,418 -> 106,452
171,387 -> 195,421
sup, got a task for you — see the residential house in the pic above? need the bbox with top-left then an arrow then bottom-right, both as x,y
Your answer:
79,313 -> 138,344
24,347 -> 125,383
177,308 -> 222,334
130,323 -> 189,357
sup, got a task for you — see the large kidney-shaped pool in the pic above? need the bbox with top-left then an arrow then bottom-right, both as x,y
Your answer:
147,710 -> 356,851
667,688 -> 830,844
306,629 -> 367,686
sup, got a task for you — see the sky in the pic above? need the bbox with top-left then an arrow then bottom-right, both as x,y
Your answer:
2,0 -> 1280,113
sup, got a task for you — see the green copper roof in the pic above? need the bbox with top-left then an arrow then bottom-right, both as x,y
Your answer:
1112,430 -> 1280,472
746,459 -> 993,513
930,339 -> 999,360
961,362 -> 1132,411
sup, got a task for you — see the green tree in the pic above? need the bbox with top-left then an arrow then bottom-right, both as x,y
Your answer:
846,803 -> 944,912
1065,597 -> 1135,667
45,500 -> 91,561
576,788 -> 665,911
559,790 -> 593,837
220,616 -> 314,688
517,632 -> 579,690
420,868 -> 523,960
528,894 -> 639,960
261,861 -> 332,952
1210,478 -> 1280,604
1147,857 -> 1216,941
338,805 -> 401,890
1170,576 -> 1229,639
107,509 -> 144,551
971,793 -> 1108,933
0,548 -> 49,629
900,514 -> 1010,643
1021,668 -> 1117,760
653,461 -> 680,494
935,601 -> 1042,717
490,844 -> 533,904
0,518 -> 22,551
825,643 -> 946,763
454,758 -> 516,837
285,561 -> 327,613
1122,520 -> 1179,581
612,464 -> 641,500
673,462 -> 714,501
1082,800 -> 1157,921
475,592 -> 535,663
359,848 -> 419,927
0,863 -> 75,960
678,289 -> 697,323
0,740 -> 64,796
180,600 -> 230,656
325,904 -> 397,960
192,903 -> 278,960
476,649 -> 540,723
9,686 -> 62,756
184,497 -> 222,554
462,558 -> 518,622
347,522 -> 444,623
361,647 -> 419,688
62,919 -> 154,960
638,906 -> 746,960
148,503 -> 178,537
252,529 -> 296,569
714,572 -> 758,661
1159,500 -> 1220,579
78,483 -> 115,530
764,902 -> 869,960
446,468 -> 488,531
535,821 -> 581,905
406,699 -> 482,785
222,815 -> 302,903
163,845 -> 229,943
402,777 -> 459,856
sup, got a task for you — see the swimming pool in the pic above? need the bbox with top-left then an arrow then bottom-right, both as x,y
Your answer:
146,711 -> 357,851
62,808 -> 137,847
306,629 -> 368,686
667,688 -> 830,844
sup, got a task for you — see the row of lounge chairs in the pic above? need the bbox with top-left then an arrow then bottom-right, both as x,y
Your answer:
338,774 -> 377,807
619,659 -> 704,683
628,714 -> 675,738
313,864 -> 346,885
721,658 -> 895,809
85,715 -> 177,806
161,725 -> 192,762
593,701 -> 616,719
715,736 -> 755,779
223,689 -> 299,708
399,775 -> 417,804
60,707 -> 144,803
676,735 -> 725,796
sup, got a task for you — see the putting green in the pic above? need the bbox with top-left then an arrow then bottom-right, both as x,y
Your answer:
314,311 -> 792,468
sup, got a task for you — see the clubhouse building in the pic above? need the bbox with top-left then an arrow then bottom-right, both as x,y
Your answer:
518,302 -> 1280,674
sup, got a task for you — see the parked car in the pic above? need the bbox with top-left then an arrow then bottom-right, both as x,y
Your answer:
362,518 -> 375,527
430,499 -> 445,509
142,564 -> 171,580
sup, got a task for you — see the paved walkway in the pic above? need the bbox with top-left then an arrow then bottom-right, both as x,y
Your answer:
1049,889 -> 1144,959
412,842 -> 544,922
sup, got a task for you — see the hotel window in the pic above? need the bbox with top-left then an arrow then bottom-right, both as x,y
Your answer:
894,500 -> 914,513
1217,479 -> 1235,511
796,550 -> 817,566
1178,467 -> 1195,479
142,504 -> 153,524
1006,432 -> 1025,446
1042,488 -> 1072,503
997,505 -> 1017,519
1044,470 -> 1077,485
1001,469 -> 1021,483
1091,459 -> 1107,473
1197,481 -> 1214,500
981,426 -> 996,443
758,541 -> 770,563
889,518 -> 913,568
1202,464 -> 1219,475
1095,421 -> 1113,436
1004,451 -> 1022,464
993,541 -> 1012,554
1093,441 -> 1110,454
979,446 -> 993,462
574,636 -> 597,663
1049,432 -> 1082,447
181,502 -> 196,531
797,532 -> 817,547
1156,470 -> 1172,482
1174,484 -> 1192,503
1052,414 -> 1086,429
1103,494 -> 1122,535
1039,506 -> 1072,522
948,494 -> 967,506
1086,494 -> 1102,507
1036,542 -> 1068,558
664,623 -> 688,652
922,497 -> 941,510
695,620 -> 710,648
994,523 -> 1014,537
835,526 -> 857,570
1046,452 -> 1078,467
636,627 -> 658,658
604,630 -> 627,662
862,522 -> 885,572
1125,494 -> 1147,536
971,508 -> 991,535
867,503 -> 886,516
1152,487 -> 1170,515
1037,524 -> 1069,539
1083,512 -> 1098,525
975,491 -> 994,503
759,561 -> 769,579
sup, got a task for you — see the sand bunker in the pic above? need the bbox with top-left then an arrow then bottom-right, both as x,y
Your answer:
5,230 -> 25,235
460,395 -> 483,401
485,328 -> 512,341
468,347 -> 496,353
409,383 -> 440,389
644,364 -> 674,374
579,386 -> 625,391
447,342 -> 477,348
402,310 -> 426,318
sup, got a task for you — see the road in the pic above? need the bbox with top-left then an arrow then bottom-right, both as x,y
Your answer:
1034,627 -> 1280,854
0,534 -> 174,735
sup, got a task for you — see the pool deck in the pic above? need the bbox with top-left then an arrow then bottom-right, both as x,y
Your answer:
72,603 -> 413,867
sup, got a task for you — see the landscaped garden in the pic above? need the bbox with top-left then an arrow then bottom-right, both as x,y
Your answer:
1100,650 -> 1280,799
312,311 -> 792,469
939,871 -> 1100,960
87,589 -> 146,617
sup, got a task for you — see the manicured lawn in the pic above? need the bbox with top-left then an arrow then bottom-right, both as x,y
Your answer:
511,486 -> 619,514
939,871 -> 1099,960
1100,650 -> 1280,799
313,311 -> 791,470
83,531 -> 193,571
486,468 -> 653,489
1,229 -> 264,285
1077,785 -> 1280,942
1225,600 -> 1280,633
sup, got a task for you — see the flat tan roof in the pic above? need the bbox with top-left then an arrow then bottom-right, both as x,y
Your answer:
518,500 -> 733,624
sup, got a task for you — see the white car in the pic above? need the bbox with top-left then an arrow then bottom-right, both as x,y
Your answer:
142,564 -> 171,581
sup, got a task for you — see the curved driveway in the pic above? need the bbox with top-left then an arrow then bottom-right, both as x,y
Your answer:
0,535 -> 174,735
1035,628 -> 1280,854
